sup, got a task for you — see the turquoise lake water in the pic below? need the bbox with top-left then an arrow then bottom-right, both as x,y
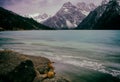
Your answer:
0,30 -> 120,82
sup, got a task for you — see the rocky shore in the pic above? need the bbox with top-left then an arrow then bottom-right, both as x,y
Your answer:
0,50 -> 70,82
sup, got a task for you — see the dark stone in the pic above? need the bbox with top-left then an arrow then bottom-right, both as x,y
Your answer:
37,66 -> 49,74
8,60 -> 36,82
43,76 -> 70,82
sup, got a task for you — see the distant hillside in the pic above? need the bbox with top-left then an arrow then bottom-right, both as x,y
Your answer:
0,7 -> 53,30
77,0 -> 120,30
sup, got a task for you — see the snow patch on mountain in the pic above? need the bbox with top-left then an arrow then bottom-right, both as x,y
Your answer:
81,10 -> 90,16
26,13 -> 40,18
66,20 -> 74,28
64,9 -> 69,12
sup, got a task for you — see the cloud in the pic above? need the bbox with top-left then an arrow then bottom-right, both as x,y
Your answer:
1,0 -> 102,6
1,0 -> 102,15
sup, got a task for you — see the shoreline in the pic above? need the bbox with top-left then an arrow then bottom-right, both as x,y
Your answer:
0,50 -> 70,82
0,50 -> 120,82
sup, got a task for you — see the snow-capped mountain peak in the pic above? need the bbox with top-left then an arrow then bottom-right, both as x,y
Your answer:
77,0 -> 120,29
43,2 -> 86,29
25,13 -> 50,23
76,2 -> 97,16
25,2 -> 97,29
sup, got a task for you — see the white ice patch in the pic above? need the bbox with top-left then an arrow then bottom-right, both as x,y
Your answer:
35,18 -> 49,23
81,10 -> 90,16
66,20 -> 74,28
27,13 -> 40,18
73,21 -> 77,27
64,9 -> 69,12
73,24 -> 77,27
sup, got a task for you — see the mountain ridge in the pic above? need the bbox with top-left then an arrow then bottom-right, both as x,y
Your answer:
77,0 -> 120,29
0,7 -> 53,30
42,2 -> 96,29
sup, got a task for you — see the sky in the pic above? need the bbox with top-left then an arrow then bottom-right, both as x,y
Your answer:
0,0 -> 103,16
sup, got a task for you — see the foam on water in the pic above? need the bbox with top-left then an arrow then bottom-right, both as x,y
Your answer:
39,51 -> 120,78
63,59 -> 120,78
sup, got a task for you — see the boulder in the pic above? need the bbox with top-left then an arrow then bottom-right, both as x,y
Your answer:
0,50 -> 36,82
8,60 -> 36,82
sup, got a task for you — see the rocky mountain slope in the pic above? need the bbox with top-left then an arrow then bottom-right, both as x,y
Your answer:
76,2 -> 96,16
43,2 -> 96,29
77,0 -> 120,29
0,7 -> 53,30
